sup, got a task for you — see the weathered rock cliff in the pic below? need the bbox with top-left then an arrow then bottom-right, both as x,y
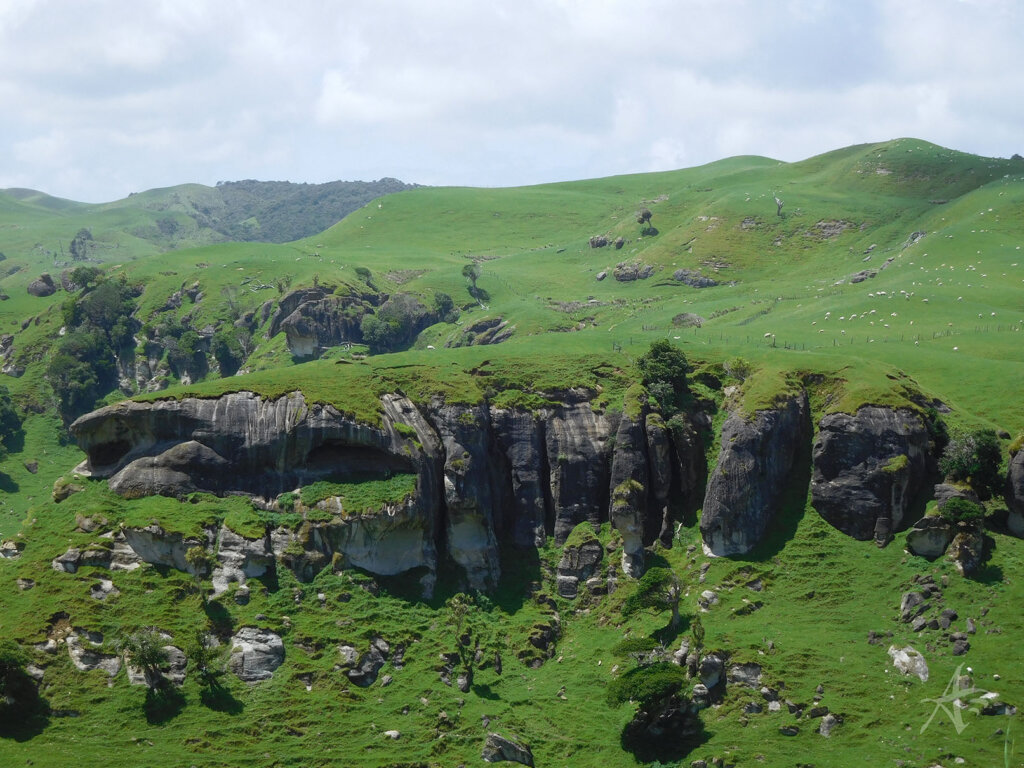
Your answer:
811,407 -> 933,541
700,391 -> 810,556
71,388 -> 709,591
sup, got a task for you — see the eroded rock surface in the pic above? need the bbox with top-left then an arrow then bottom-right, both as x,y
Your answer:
229,627 -> 284,682
700,391 -> 809,556
812,407 -> 933,540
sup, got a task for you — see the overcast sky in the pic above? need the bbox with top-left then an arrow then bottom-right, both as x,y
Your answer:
1,0 -> 1020,203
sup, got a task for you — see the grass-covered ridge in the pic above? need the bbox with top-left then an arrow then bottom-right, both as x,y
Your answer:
1,138 -> 1023,767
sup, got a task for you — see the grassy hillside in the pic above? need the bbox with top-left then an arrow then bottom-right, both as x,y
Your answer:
0,139 -> 1022,767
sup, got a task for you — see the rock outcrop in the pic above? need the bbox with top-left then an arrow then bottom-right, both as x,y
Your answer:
812,407 -> 933,541
70,385 -> 708,590
229,627 -> 284,682
1006,447 -> 1024,538
905,516 -> 954,559
700,391 -> 809,556
482,732 -> 534,766
27,273 -> 57,297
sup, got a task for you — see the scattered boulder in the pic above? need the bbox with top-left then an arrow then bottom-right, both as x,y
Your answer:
819,713 -> 840,737
589,235 -> 608,249
698,653 -> 725,689
727,663 -> 762,688
673,269 -> 718,288
343,637 -> 390,687
905,516 -> 955,559
947,528 -> 987,576
27,273 -> 56,297
229,627 -> 284,682
126,643 -> 187,687
888,645 -> 928,682
613,261 -> 654,281
67,631 -> 121,677
482,732 -> 534,766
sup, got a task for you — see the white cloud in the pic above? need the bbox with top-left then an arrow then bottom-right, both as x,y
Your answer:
0,0 -> 1021,202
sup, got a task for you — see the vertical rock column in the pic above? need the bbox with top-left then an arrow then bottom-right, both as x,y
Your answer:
700,391 -> 810,556
428,400 -> 501,591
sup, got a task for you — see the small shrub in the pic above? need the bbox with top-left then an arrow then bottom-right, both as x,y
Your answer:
939,497 -> 985,524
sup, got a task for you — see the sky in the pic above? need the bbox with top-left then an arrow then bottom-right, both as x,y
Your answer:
1,0 -> 1021,203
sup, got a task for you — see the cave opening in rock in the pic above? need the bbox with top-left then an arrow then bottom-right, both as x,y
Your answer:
88,439 -> 133,469
301,442 -> 415,482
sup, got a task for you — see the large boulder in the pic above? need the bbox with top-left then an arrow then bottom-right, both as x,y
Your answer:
812,407 -> 933,541
905,516 -> 954,559
948,528 -> 987,576
888,645 -> 928,682
700,391 -> 809,556
229,627 -> 284,682
482,732 -> 534,765
27,273 -> 56,297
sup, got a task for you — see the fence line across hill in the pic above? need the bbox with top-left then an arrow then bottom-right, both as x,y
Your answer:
614,321 -> 1024,353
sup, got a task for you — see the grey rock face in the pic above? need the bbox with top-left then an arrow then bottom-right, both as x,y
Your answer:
229,627 -> 284,682
609,412 -> 649,577
428,401 -> 502,592
812,407 -> 933,540
482,732 -> 534,766
490,408 -> 547,548
545,401 -> 613,543
700,391 -> 809,556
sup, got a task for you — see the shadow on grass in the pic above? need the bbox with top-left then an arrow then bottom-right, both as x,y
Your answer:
651,614 -> 692,647
200,681 -> 245,714
204,599 -> 236,641
471,683 -> 500,701
143,684 -> 186,724
0,472 -> 19,493
621,705 -> 711,764
0,685 -> 50,741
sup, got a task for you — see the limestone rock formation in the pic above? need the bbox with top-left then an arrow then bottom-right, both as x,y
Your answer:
812,407 -> 933,541
229,627 -> 284,682
482,732 -> 534,765
700,391 -> 809,556
888,645 -> 928,682
905,516 -> 954,559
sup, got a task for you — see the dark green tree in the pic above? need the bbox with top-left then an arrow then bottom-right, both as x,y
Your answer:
637,340 -> 690,413
940,428 -> 1004,499
0,385 -> 23,460
119,630 -> 170,688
